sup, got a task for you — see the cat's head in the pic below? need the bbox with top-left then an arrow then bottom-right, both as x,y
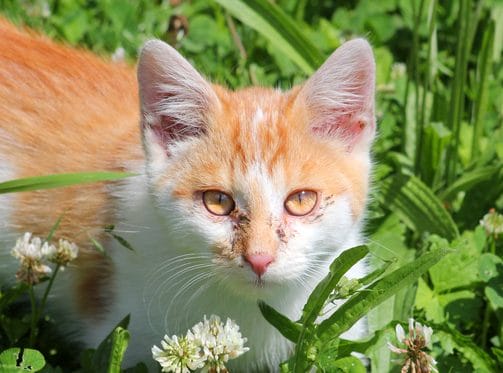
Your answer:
137,39 -> 375,293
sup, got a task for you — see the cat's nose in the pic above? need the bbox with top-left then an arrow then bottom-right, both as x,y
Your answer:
244,254 -> 274,277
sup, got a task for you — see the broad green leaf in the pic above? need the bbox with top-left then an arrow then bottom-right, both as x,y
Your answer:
214,0 -> 324,74
327,356 -> 367,373
440,165 -> 502,200
317,249 -> 448,339
435,323 -> 497,372
478,253 -> 502,282
428,232 -> 483,293
0,348 -> 46,372
379,174 -> 459,240
0,172 -> 134,194
415,278 -> 445,323
258,300 -> 301,342
485,286 -> 503,309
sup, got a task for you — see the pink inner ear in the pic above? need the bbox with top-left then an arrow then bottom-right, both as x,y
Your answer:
311,109 -> 372,147
144,89 -> 207,151
150,115 -> 206,146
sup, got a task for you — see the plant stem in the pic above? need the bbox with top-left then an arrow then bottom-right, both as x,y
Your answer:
480,235 -> 496,348
38,264 -> 60,318
29,264 -> 61,347
28,286 -> 37,347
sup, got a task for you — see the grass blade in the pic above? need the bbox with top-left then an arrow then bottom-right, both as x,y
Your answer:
215,0 -> 324,74
471,20 -> 495,158
0,171 -> 134,194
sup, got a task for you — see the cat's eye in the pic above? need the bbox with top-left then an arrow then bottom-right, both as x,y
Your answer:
202,190 -> 235,216
284,190 -> 318,216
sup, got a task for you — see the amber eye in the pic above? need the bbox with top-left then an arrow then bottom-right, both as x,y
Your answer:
284,190 -> 318,216
202,190 -> 235,216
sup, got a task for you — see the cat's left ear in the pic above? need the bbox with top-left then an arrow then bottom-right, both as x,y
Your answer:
296,38 -> 375,152
137,39 -> 219,159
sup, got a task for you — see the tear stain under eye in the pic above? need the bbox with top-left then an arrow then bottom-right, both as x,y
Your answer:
228,209 -> 251,257
276,227 -> 287,243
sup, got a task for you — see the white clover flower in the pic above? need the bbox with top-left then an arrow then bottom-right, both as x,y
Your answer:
49,239 -> 79,267
11,233 -> 56,285
153,315 -> 248,372
191,315 -> 249,371
388,318 -> 437,373
152,334 -> 205,373
480,208 -> 503,237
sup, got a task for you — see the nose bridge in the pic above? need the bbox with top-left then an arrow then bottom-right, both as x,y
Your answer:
246,196 -> 278,257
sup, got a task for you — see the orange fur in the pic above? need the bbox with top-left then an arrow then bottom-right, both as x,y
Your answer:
0,19 -> 142,314
1,18 -> 370,324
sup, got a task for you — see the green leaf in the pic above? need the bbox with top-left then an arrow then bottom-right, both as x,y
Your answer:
379,174 -> 459,240
107,233 -> 135,252
440,165 -> 502,200
301,245 -> 369,326
317,249 -> 449,339
435,323 -> 497,372
0,172 -> 134,194
478,253 -> 502,282
257,300 -> 301,342
81,315 -> 130,373
328,356 -> 366,372
428,232 -> 483,293
0,348 -> 46,372
214,0 -> 324,74
485,286 -> 503,309
292,245 -> 368,372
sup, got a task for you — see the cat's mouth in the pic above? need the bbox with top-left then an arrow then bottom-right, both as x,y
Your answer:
253,277 -> 266,288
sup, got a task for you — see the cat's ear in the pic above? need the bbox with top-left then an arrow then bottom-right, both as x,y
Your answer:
137,39 -> 218,156
297,38 -> 375,152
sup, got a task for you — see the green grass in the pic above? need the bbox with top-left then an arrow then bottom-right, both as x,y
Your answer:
1,0 -> 502,371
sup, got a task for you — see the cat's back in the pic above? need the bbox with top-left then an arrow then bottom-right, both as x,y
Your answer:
0,18 -> 142,246
0,18 -> 141,168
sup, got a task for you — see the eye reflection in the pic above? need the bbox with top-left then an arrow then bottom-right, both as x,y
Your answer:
284,190 -> 317,216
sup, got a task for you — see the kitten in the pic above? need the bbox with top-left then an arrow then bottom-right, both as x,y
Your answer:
0,19 -> 375,371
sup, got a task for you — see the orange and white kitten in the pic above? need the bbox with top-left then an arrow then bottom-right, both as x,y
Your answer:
0,20 -> 375,371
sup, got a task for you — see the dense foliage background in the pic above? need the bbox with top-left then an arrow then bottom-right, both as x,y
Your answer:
1,0 -> 502,371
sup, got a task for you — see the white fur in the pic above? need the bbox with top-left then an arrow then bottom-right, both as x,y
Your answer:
1,38 -> 374,372
74,165 -> 367,371
0,146 -> 21,280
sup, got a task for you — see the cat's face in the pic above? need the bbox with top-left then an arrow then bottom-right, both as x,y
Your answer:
137,39 -> 375,293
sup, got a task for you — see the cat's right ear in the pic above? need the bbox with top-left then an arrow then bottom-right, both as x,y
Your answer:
137,40 -> 218,158
296,38 -> 376,153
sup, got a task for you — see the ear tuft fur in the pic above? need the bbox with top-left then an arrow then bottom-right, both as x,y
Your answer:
299,38 -> 376,151
137,40 -> 218,151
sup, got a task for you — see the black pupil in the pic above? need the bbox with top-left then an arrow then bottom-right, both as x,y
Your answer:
218,193 -> 224,204
297,192 -> 303,204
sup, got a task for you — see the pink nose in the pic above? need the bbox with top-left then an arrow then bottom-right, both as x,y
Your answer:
244,254 -> 274,277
